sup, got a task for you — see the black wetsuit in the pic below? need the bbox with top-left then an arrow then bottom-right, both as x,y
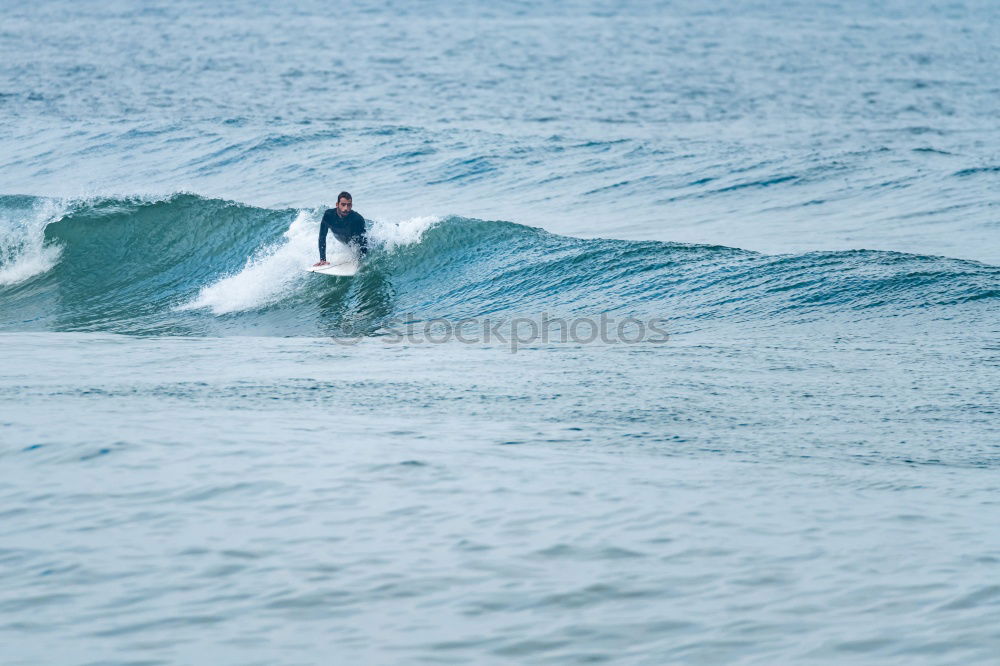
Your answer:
318,209 -> 367,261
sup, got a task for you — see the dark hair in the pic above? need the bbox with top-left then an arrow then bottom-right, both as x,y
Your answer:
337,191 -> 352,203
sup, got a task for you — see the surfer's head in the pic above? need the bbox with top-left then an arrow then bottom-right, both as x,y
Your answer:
336,191 -> 353,217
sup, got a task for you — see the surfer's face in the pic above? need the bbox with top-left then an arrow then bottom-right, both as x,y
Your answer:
337,198 -> 352,216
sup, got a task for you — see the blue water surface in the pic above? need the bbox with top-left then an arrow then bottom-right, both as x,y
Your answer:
1,1 -> 998,664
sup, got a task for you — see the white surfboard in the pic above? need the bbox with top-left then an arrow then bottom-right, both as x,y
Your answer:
306,258 -> 360,277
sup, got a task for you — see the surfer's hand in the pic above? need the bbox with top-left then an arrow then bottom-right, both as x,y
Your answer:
313,260 -> 330,267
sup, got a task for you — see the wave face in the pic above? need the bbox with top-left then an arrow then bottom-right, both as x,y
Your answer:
0,194 -> 996,338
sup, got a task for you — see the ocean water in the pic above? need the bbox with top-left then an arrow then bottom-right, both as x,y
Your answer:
1,1 -> 999,664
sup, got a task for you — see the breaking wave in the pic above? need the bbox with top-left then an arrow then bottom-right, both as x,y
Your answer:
0,193 -> 996,337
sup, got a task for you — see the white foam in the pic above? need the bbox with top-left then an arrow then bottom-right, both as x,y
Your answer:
367,215 -> 440,252
0,198 -> 67,286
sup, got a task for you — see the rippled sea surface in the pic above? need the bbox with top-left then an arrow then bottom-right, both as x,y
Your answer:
1,1 -> 999,664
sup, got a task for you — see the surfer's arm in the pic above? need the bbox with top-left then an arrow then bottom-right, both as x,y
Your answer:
318,212 -> 330,261
356,213 -> 368,256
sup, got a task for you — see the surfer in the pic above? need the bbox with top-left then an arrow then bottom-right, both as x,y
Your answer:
313,191 -> 367,267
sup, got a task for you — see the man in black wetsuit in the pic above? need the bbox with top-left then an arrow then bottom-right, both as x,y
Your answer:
313,191 -> 367,267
